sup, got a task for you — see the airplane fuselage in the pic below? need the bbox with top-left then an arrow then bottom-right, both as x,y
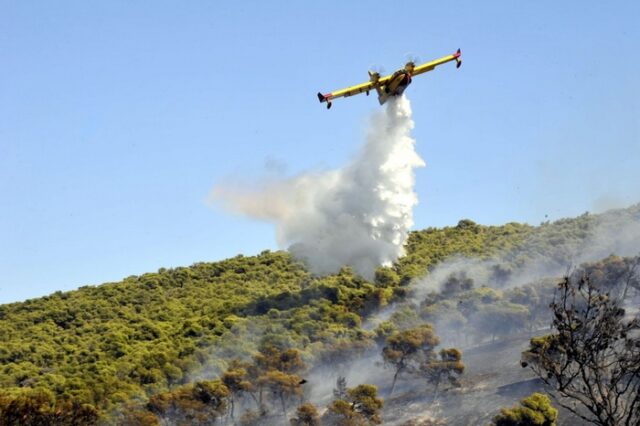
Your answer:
377,70 -> 412,104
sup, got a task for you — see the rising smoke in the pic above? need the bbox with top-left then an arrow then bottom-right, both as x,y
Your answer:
413,204 -> 640,301
213,96 -> 425,278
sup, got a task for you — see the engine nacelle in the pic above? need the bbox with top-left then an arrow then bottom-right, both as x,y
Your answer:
368,71 -> 380,83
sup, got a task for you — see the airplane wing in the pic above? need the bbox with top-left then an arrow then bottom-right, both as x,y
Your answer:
317,81 -> 375,108
412,49 -> 462,77
318,49 -> 461,108
317,73 -> 397,109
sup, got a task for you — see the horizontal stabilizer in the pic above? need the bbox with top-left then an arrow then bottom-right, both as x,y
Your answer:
317,92 -> 332,109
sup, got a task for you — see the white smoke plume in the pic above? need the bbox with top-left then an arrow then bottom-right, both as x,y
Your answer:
213,96 -> 425,278
410,204 -> 640,305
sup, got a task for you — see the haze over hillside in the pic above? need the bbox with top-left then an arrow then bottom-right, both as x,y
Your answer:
0,203 -> 638,424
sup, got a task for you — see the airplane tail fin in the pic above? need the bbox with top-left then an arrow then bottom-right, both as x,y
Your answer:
455,48 -> 462,68
317,92 -> 332,109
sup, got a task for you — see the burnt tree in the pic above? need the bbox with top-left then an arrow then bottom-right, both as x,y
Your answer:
522,275 -> 640,426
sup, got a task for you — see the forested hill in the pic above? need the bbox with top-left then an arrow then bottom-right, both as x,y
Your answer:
0,204 -> 638,424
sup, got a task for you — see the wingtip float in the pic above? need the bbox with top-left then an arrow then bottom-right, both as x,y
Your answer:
317,49 -> 462,109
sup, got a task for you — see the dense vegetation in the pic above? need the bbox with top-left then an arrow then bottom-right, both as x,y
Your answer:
0,204 -> 638,424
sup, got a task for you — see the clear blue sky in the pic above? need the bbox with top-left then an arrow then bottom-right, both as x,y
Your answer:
1,1 -> 638,303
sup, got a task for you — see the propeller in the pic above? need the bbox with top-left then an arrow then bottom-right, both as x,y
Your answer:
368,64 -> 385,75
367,64 -> 384,88
404,52 -> 421,67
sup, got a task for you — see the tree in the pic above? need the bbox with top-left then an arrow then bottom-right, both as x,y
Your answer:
290,402 -> 320,425
252,345 -> 306,375
506,282 -> 556,334
347,384 -> 384,424
440,272 -> 474,297
334,376 -> 348,400
326,384 -> 384,426
471,301 -> 529,342
327,399 -> 365,426
257,370 -> 304,419
521,275 -> 640,426
374,267 -> 400,288
382,325 -> 439,395
491,393 -> 558,426
577,255 -> 639,301
147,380 -> 229,425
420,348 -> 465,400
120,409 -> 160,426
248,345 -> 307,415
221,361 -> 253,418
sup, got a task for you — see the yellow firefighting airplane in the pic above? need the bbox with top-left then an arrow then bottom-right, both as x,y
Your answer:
317,49 -> 461,109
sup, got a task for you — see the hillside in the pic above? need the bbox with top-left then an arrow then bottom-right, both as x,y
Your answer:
1,204 -> 638,424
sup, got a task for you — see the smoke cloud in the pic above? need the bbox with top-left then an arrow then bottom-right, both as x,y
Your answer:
411,204 -> 640,305
213,96 -> 425,278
